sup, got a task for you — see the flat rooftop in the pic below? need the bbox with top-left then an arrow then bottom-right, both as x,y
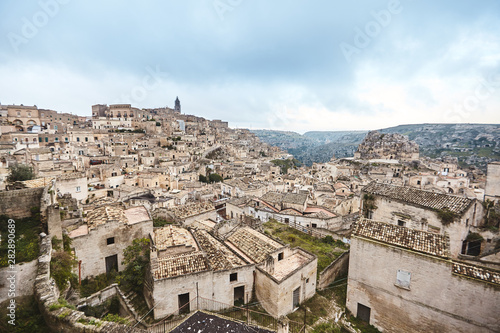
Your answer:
272,250 -> 312,281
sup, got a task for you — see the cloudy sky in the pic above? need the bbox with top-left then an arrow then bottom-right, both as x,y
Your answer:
1,0 -> 499,133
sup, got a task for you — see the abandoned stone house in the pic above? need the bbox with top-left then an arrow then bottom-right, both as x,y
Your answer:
68,203 -> 153,279
225,227 -> 317,318
347,219 -> 500,333
144,225 -> 318,320
144,225 -> 255,319
361,182 -> 484,257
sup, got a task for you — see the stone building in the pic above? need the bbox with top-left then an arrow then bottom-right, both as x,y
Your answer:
347,219 -> 500,333
68,203 -> 153,279
144,225 -> 254,319
361,182 -> 484,257
225,227 -> 317,318
485,162 -> 500,203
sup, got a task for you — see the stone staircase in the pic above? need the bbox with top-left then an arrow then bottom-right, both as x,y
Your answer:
124,290 -> 156,327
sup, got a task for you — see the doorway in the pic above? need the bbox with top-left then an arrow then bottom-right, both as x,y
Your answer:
178,293 -> 190,314
234,286 -> 245,306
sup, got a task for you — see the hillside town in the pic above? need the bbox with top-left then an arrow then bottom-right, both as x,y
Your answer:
0,101 -> 499,333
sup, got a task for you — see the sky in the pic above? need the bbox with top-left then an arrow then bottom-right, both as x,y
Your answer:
0,0 -> 499,133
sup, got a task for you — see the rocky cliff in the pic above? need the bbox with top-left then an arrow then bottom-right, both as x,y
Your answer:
354,131 -> 419,161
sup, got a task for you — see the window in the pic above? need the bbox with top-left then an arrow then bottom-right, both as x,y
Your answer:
85,137 -> 88,142
416,180 -> 421,185
230,273 -> 237,282
397,220 -> 406,227
54,125 -> 58,131
107,237 -> 115,245
76,137 -> 80,142
278,252 -> 284,261
76,186 -> 81,192
55,137 -> 59,142
395,269 -> 411,289
65,137 -> 68,142
45,137 -> 48,142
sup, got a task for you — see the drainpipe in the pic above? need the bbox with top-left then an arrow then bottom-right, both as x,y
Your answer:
78,260 -> 82,285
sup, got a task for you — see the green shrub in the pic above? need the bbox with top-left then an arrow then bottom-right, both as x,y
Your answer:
103,313 -> 130,325
7,164 -> 34,182
50,251 -> 77,291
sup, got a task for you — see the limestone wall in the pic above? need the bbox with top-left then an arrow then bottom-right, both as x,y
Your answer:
0,187 -> 44,218
346,236 -> 500,333
0,259 -> 37,303
318,251 -> 349,290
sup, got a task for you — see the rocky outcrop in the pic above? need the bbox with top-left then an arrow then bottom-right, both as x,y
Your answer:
354,131 -> 419,161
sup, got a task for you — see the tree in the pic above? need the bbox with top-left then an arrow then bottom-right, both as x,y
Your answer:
7,164 -> 34,182
209,173 -> 223,183
117,238 -> 150,293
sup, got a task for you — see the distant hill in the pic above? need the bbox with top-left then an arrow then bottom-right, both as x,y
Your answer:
252,124 -> 500,169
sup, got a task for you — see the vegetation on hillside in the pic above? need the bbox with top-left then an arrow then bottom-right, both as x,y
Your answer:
7,164 -> 34,182
0,212 -> 41,267
263,220 -> 347,274
270,158 -> 302,174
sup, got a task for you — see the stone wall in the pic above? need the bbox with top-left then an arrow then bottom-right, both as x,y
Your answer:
346,236 -> 500,333
318,251 -> 349,290
34,235 -> 146,332
0,187 -> 44,218
0,259 -> 37,303
485,162 -> 500,202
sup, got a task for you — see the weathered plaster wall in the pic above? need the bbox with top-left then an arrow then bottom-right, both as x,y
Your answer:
347,236 -> 500,333
0,259 -> 37,303
150,264 -> 255,320
71,220 -> 153,279
318,251 -> 349,290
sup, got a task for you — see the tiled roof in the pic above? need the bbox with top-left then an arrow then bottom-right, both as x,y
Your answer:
226,227 -> 283,263
154,252 -> 209,279
169,201 -> 214,219
283,193 -> 308,205
192,229 -> 245,270
260,192 -> 285,204
452,262 -> 500,285
154,225 -> 198,251
353,219 -> 449,258
363,182 -> 473,215
86,204 -> 128,230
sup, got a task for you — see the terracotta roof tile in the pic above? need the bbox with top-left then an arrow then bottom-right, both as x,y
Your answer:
192,229 -> 245,270
452,262 -> 500,285
154,252 -> 209,279
353,219 -> 449,258
226,227 -> 283,263
363,182 -> 473,215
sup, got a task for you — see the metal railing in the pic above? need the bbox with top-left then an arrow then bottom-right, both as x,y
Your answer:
147,296 -> 305,333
